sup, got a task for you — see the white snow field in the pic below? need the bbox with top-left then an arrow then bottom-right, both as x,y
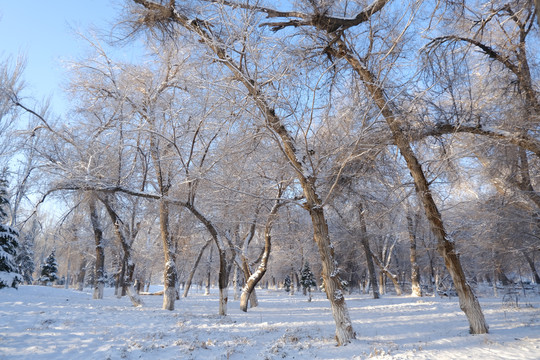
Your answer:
0,285 -> 539,359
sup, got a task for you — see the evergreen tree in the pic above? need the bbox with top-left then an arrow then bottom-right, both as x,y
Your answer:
16,238 -> 34,284
284,274 -> 291,293
39,250 -> 58,285
0,224 -> 21,289
300,262 -> 317,301
0,177 -> 8,220
0,177 -> 21,289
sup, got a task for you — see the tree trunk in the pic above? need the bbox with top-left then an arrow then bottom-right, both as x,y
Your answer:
372,253 -> 402,296
240,197 -> 282,312
218,248 -> 229,316
239,258 -> 259,309
205,245 -> 213,295
124,260 -> 136,297
407,213 -> 422,297
374,236 -> 402,296
65,252 -> 71,289
358,203 -> 380,299
233,264 -> 240,301
88,196 -> 105,300
310,206 -> 355,344
116,258 -> 126,297
523,252 -> 540,284
183,239 -> 212,298
290,271 -> 296,296
495,264 -> 512,286
159,199 -> 177,310
100,196 -> 144,307
336,48 -> 488,334
76,258 -> 87,291
184,202 -> 229,316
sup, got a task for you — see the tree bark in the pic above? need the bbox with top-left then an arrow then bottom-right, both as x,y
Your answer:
76,257 -> 87,291
88,195 -> 105,300
239,258 -> 259,308
185,202 -> 229,316
100,195 -> 143,307
159,199 -> 177,310
116,257 -> 126,297
233,264 -> 240,301
378,272 -> 385,295
407,213 -> 422,297
205,245 -> 213,295
183,239 -> 212,297
358,203 -> 380,299
240,196 -> 282,312
523,252 -> 540,284
217,248 -> 229,316
309,205 -> 355,344
371,251 -> 402,296
145,104 -> 177,310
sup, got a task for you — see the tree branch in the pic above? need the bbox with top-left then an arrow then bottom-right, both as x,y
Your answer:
201,0 -> 390,32
417,123 -> 540,159
426,35 -> 519,77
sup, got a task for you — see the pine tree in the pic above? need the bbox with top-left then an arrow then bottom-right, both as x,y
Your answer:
16,238 -> 34,284
0,177 -> 8,220
39,250 -> 58,285
300,262 -> 317,301
284,274 -> 291,293
0,177 -> 22,289
0,224 -> 22,289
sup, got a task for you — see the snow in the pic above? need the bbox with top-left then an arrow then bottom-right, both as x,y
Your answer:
1,286 -> 539,359
0,271 -> 21,288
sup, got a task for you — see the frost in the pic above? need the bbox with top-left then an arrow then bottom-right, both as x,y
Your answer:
334,289 -> 344,302
330,268 -> 341,278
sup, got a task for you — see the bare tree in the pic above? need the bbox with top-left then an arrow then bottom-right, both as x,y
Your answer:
125,0 -> 356,344
235,0 -> 489,334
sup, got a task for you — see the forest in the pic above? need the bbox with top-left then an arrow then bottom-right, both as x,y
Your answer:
1,0 -> 540,348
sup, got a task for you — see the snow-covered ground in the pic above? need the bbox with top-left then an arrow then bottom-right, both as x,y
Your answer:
0,286 -> 539,359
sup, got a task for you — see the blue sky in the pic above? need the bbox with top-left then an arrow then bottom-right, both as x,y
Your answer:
0,0 -> 125,115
